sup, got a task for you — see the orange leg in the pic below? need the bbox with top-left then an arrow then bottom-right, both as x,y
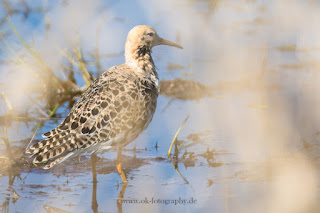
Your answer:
117,148 -> 128,183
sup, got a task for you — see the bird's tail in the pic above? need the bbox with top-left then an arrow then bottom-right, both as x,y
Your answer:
26,130 -> 77,169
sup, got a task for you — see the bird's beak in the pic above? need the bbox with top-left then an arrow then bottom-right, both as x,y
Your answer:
155,36 -> 183,49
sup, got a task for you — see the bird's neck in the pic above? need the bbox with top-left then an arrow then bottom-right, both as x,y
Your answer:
125,43 -> 155,74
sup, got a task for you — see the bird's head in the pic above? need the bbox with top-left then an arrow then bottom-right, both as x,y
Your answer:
125,25 -> 182,63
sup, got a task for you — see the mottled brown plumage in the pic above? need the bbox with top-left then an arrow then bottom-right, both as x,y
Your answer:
26,25 -> 182,169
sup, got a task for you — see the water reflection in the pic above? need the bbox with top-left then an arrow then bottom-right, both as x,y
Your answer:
43,205 -> 71,213
160,79 -> 212,101
90,152 -> 128,213
91,154 -> 98,213
0,170 -> 21,213
116,183 -> 127,213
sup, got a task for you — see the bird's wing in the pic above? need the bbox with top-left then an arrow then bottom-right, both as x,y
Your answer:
26,64 -> 153,168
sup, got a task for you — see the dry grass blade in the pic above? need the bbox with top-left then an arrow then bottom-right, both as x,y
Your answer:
0,37 -> 11,56
52,41 -> 80,69
259,42 -> 269,80
95,13 -> 106,75
1,92 -> 13,111
7,17 -> 65,91
28,96 -> 50,117
0,37 -> 39,79
48,104 -> 59,117
25,123 -> 40,152
0,34 -> 20,58
0,100 -> 14,163
7,17 -> 34,55
0,116 -> 52,122
168,111 -> 191,157
72,32 -> 93,87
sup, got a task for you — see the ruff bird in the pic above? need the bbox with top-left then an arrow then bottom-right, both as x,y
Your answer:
26,25 -> 183,182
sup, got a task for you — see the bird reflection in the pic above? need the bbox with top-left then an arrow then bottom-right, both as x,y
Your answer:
91,154 -> 98,213
117,182 -> 128,213
90,153 -> 128,213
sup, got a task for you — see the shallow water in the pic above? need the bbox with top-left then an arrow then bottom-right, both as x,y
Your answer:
1,0 -> 320,212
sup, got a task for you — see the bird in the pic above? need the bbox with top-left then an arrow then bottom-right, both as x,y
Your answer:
26,25 -> 183,182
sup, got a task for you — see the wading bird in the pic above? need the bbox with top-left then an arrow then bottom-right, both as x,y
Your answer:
26,25 -> 183,182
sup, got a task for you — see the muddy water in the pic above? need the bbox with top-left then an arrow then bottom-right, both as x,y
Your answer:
1,0 -> 320,212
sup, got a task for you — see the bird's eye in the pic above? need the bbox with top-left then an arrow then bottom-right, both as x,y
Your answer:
147,32 -> 154,37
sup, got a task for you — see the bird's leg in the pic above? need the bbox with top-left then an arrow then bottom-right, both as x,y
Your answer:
91,153 -> 98,183
116,148 -> 127,183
